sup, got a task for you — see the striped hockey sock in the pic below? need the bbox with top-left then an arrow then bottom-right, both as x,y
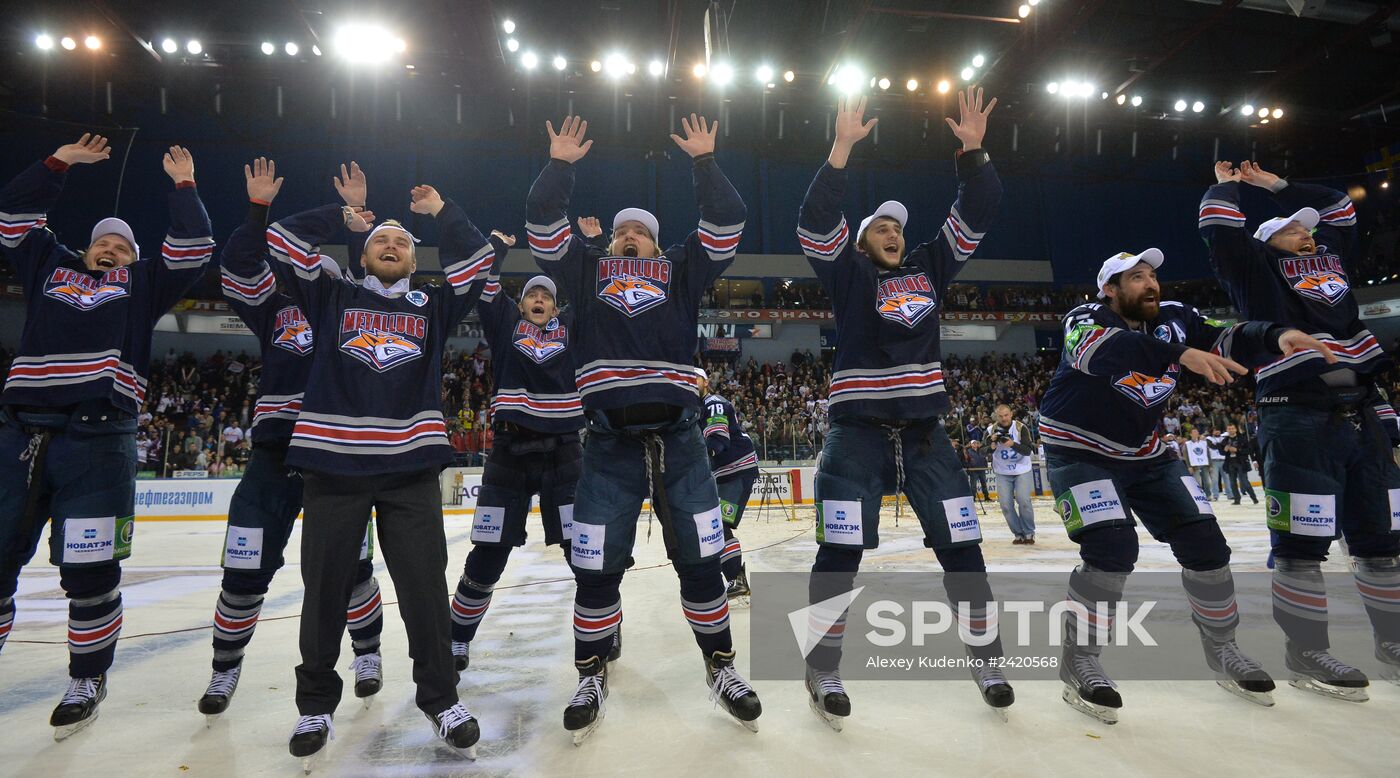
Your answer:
573,600 -> 622,662
720,534 -> 744,582
1353,556 -> 1400,643
1182,566 -> 1241,644
1272,559 -> 1329,650
211,590 -> 264,672
679,562 -> 732,655
69,589 -> 123,678
451,577 -> 494,645
346,576 -> 384,656
1064,566 -> 1126,654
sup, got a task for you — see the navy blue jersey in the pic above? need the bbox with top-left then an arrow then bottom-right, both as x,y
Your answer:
703,392 -> 759,479
1039,300 -> 1281,462
477,235 -> 583,433
525,155 -> 744,412
1199,180 -> 1390,399
0,157 -> 214,414
797,154 -> 1000,421
218,202 -> 313,445
245,201 -> 494,476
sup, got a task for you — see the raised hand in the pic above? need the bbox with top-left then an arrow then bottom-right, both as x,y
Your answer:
1238,160 -> 1281,190
577,216 -> 603,239
944,87 -> 997,151
344,208 -> 376,233
670,113 -> 718,158
410,185 -> 445,217
1214,161 -> 1241,184
244,157 -> 284,202
334,162 -> 367,208
162,145 -> 195,184
547,115 -> 593,163
490,230 -> 518,247
53,133 -> 112,165
834,96 -> 878,147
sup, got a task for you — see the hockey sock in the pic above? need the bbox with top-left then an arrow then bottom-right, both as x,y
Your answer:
573,572 -> 623,662
676,559 -> 732,656
807,545 -> 862,671
1182,565 -> 1241,644
451,544 -> 512,644
720,526 -> 744,582
68,589 -> 123,678
1272,558 -> 1329,650
212,590 -> 265,671
1065,565 -> 1127,655
937,546 -> 1004,661
346,573 -> 384,656
0,596 -> 13,655
1352,556 -> 1400,643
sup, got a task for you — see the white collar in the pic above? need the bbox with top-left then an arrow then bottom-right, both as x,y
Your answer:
363,274 -> 410,297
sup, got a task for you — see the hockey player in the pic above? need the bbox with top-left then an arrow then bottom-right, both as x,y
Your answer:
248,169 -> 494,766
1040,248 -> 1335,723
199,158 -> 385,722
796,91 -> 1013,728
526,114 -> 761,741
1201,160 -> 1400,699
448,228 -> 593,672
700,375 -> 760,603
0,136 -> 214,739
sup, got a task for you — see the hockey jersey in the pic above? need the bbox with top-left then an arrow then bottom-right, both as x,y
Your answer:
251,201 -> 495,475
703,392 -> 759,479
1039,300 -> 1282,462
797,153 -> 1000,421
477,235 -> 583,433
525,155 -> 744,412
218,202 -> 312,444
0,157 -> 214,414
1199,180 -> 1390,398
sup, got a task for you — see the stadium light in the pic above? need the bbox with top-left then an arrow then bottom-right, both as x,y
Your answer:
36,34 -> 54,50
937,79 -> 951,94
285,42 -> 299,56
711,62 -> 734,85
590,60 -> 603,73
878,77 -> 891,90
649,59 -> 664,76
521,51 -> 539,69
160,38 -> 177,54
1271,107 -> 1283,118
61,36 -> 77,50
972,54 -> 986,68
833,65 -> 865,95
960,66 -> 974,81
1192,100 -> 1205,113
187,39 -> 202,54
394,38 -> 407,53
906,79 -> 919,92
261,41 -> 275,55
1115,93 -> 1126,105
502,19 -> 516,35
84,35 -> 101,50
506,38 -> 519,53
1018,4 -> 1031,18
692,62 -> 707,78
1241,104 -> 1254,116
1030,0 -> 1041,5
756,64 -> 774,83
604,52 -> 628,78
1046,82 -> 1059,94
1174,99 -> 1187,112
1258,107 -> 1269,118
1130,95 -> 1142,107
783,69 -> 795,82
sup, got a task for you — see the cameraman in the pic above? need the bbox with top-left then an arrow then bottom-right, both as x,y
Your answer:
987,404 -> 1036,544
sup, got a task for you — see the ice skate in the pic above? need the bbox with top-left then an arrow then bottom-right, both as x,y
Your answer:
288,714 -> 332,774
706,649 -> 761,732
1060,650 -> 1121,725
804,665 -> 850,731
428,702 -> 480,759
350,652 -> 382,708
198,665 -> 242,725
452,641 -> 470,673
607,626 -> 622,663
1285,642 -> 1369,702
1376,640 -> 1400,687
726,569 -> 751,608
564,656 -> 608,745
50,674 -> 107,741
970,662 -> 1014,721
1202,638 -> 1275,706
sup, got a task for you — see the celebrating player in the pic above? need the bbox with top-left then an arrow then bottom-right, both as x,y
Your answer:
0,135 -> 214,739
1201,160 -> 1400,699
198,158 -> 385,723
249,167 -> 494,767
700,374 -> 760,603
796,90 -> 1013,728
526,114 -> 761,742
1040,248 -> 1335,723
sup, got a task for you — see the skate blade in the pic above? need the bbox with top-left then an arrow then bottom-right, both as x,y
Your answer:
204,713 -> 222,728
991,707 -> 1009,723
1216,680 -> 1275,707
361,695 -> 375,710
1060,686 -> 1118,725
740,719 -> 759,733
53,711 -> 100,742
1288,674 -> 1369,702
806,693 -> 845,732
299,749 -> 328,775
570,719 -> 604,746
1379,666 -> 1400,688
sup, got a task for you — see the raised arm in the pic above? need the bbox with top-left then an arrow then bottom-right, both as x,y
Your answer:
673,114 -> 744,282
0,134 -> 111,288
912,88 -> 1000,281
1200,162 -> 1270,291
334,161 -> 369,280
796,96 -> 871,281
219,157 -> 284,318
1243,160 -> 1357,258
266,200 -> 361,318
150,145 -> 217,314
526,116 -> 592,301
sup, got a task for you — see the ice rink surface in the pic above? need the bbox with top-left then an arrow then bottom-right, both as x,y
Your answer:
4,498 -> 1398,777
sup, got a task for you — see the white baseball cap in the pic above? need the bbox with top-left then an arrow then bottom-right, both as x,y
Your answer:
857,200 -> 909,244
521,274 -> 556,300
366,220 -> 421,246
90,217 -> 139,258
613,208 -> 660,244
1096,248 -> 1164,299
1253,207 -> 1318,244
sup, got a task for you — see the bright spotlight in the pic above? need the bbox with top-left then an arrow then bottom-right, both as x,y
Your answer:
1101,91 -> 1109,99
960,66 -> 974,81
878,77 -> 891,90
553,55 -> 568,70
502,19 -> 516,35
649,60 -> 664,76
521,51 -> 539,69
1271,107 -> 1282,118
711,62 -> 734,85
261,41 -> 275,55
1081,83 -> 1096,98
1382,181 -> 1391,190
506,38 -> 519,53
1174,99 -> 1187,112
937,79 -> 951,94
756,64 -> 774,83
1260,118 -> 1269,124
1060,80 -> 1078,96
186,39 -> 202,54
1241,104 -> 1254,116
61,36 -> 77,50
1018,4 -> 1031,18
626,62 -> 636,74
1030,0 -> 1041,4
36,34 -> 54,50
285,42 -> 299,56
1115,93 -> 1126,105
906,79 -> 919,92
1046,81 -> 1059,94
1258,107 -> 1269,118
833,65 -> 865,95
1192,100 -> 1205,113
591,60 -> 603,72
394,38 -> 407,53
972,54 -> 986,68
783,70 -> 795,82
84,35 -> 101,50
311,45 -> 321,56
604,53 -> 628,78
692,62 -> 707,78
161,38 -> 177,54
334,25 -> 405,63
1130,95 -> 1142,107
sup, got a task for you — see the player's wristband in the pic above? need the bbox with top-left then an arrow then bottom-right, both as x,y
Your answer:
955,148 -> 990,176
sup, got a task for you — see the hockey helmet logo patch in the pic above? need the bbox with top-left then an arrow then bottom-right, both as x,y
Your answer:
338,308 -> 427,372
1153,322 -> 1186,343
596,256 -> 672,317
512,319 -> 568,364
1279,255 -> 1349,306
875,273 -> 937,328
43,267 -> 130,311
272,306 -> 314,355
1112,371 -> 1177,407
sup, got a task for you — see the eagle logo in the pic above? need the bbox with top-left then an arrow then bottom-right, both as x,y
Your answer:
877,292 -> 936,327
598,274 -> 667,316
1113,371 -> 1177,407
1292,272 -> 1348,306
340,329 -> 422,371
273,321 -> 314,355
44,282 -> 127,311
514,335 -> 566,364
